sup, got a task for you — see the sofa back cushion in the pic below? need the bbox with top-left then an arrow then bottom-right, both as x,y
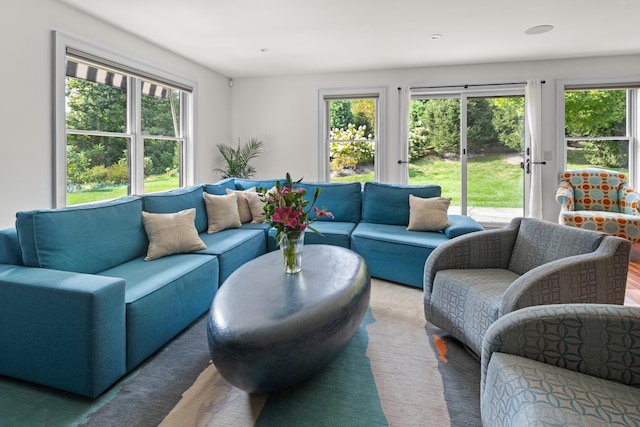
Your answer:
299,182 -> 362,222
142,185 -> 207,233
203,179 -> 237,196
361,182 -> 441,225
233,178 -> 284,191
16,197 -> 147,274
0,228 -> 23,265
508,218 -> 605,275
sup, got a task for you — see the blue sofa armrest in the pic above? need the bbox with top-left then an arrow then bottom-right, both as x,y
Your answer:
481,304 -> 640,398
0,265 -> 126,397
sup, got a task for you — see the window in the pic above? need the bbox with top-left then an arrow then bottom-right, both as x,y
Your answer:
318,88 -> 385,182
406,85 -> 527,226
55,33 -> 195,206
563,81 -> 639,186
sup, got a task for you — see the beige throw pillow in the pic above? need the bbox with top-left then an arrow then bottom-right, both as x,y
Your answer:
226,187 -> 256,223
407,195 -> 451,231
204,192 -> 242,233
244,191 -> 267,224
141,208 -> 206,261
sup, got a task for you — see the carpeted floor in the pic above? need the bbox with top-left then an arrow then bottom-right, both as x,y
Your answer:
0,279 -> 481,427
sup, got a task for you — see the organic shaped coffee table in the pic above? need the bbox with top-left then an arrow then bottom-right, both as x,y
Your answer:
207,245 -> 370,393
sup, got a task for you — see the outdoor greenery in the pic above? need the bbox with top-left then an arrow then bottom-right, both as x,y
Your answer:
68,84 -> 627,208
66,77 -> 181,200
331,89 -> 627,209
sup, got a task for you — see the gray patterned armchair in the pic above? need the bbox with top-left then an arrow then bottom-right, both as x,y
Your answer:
481,304 -> 640,426
423,217 -> 631,356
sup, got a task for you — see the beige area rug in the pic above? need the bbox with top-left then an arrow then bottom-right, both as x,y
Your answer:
160,279 -> 481,426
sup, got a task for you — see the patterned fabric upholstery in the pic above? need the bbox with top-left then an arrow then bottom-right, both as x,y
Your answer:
423,217 -> 631,356
481,304 -> 640,426
556,168 -> 640,242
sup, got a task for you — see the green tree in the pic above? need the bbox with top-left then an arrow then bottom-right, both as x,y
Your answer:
492,97 -> 525,151
329,100 -> 354,130
66,77 -> 182,188
351,99 -> 376,138
467,98 -> 497,150
566,89 -> 627,168
565,90 -> 626,137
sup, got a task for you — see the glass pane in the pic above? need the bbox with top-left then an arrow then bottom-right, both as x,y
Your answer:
142,85 -> 181,137
328,98 -> 376,183
66,135 -> 128,205
408,98 -> 461,208
565,89 -> 627,138
567,139 -> 629,176
144,139 -> 181,193
65,76 -> 127,133
467,96 -> 524,224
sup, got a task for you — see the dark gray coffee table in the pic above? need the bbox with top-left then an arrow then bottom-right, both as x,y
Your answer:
207,244 -> 370,393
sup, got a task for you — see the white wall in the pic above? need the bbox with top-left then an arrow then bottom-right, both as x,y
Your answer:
230,55 -> 640,222
0,0 -> 231,228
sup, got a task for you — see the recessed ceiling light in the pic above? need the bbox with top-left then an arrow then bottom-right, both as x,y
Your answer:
428,33 -> 443,40
524,25 -> 554,35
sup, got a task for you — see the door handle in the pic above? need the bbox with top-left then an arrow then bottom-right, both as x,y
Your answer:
397,160 -> 408,164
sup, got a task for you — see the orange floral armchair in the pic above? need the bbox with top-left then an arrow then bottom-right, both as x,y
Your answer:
556,168 -> 640,242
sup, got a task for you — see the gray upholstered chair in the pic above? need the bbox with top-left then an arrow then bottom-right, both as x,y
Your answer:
481,304 -> 640,426
423,217 -> 631,356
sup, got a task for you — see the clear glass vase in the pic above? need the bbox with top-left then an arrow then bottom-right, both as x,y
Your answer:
280,233 -> 305,274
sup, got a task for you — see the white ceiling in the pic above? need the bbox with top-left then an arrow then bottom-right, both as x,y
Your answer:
57,0 -> 640,78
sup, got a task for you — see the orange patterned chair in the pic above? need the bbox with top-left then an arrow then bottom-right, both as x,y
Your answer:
556,168 -> 640,242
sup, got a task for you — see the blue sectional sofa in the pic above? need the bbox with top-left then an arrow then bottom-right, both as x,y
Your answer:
0,179 -> 483,397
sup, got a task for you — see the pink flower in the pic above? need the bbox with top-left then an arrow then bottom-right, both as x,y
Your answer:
313,206 -> 334,219
272,206 -> 302,228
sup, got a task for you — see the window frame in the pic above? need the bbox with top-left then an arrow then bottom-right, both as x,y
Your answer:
318,87 -> 386,182
557,77 -> 640,189
54,31 -> 197,207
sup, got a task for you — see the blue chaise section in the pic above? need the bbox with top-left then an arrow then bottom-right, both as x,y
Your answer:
352,182 -> 484,288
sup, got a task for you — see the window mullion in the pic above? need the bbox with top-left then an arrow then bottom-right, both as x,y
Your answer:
130,77 -> 144,196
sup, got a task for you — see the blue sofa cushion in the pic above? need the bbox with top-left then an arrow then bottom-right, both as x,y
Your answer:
361,182 -> 441,225
99,254 -> 219,370
203,179 -> 237,196
267,221 -> 356,251
199,228 -> 266,283
299,182 -> 362,222
233,178 -> 284,191
444,215 -> 485,238
0,228 -> 22,265
16,197 -> 147,274
142,185 -> 208,233
351,222 -> 450,287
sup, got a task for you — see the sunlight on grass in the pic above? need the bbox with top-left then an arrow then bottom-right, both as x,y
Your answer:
332,155 -> 524,208
67,174 -> 179,205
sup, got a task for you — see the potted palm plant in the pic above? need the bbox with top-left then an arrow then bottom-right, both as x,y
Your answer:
214,137 -> 264,178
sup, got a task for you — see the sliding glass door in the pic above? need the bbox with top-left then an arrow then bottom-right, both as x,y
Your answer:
407,87 -> 526,226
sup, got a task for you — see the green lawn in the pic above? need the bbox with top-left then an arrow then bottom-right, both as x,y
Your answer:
333,155 -> 524,208
67,174 -> 179,205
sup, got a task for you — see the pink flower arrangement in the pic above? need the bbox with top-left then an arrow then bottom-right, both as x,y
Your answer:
261,173 -> 334,244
